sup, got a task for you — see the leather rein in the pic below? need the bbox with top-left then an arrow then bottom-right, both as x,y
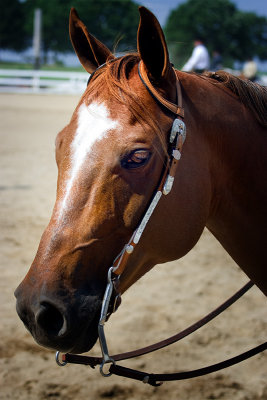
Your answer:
55,60 -> 267,386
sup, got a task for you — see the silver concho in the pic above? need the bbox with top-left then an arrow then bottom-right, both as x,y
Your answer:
170,118 -> 186,144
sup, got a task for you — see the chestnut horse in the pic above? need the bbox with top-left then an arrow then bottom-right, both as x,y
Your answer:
15,7 -> 267,355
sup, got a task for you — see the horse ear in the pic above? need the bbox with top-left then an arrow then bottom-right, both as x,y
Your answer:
137,7 -> 172,80
69,8 -> 114,74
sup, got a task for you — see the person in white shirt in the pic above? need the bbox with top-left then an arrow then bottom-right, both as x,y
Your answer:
182,39 -> 210,73
242,59 -> 258,82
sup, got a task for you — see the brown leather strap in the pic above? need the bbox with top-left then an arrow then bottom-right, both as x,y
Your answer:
138,61 -> 184,118
63,281 -> 255,368
112,164 -> 169,279
109,342 -> 267,386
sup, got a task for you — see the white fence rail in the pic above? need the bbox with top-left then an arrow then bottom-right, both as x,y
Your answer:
0,69 -> 88,94
0,69 -> 266,95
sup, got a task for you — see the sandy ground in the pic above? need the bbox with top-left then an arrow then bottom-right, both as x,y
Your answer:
0,93 -> 266,400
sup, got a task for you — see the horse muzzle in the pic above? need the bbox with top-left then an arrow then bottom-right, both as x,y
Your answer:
14,282 -> 103,354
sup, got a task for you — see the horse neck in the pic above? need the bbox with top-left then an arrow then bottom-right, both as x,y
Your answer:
184,74 -> 267,293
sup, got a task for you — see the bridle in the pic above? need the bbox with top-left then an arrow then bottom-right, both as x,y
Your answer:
55,60 -> 267,386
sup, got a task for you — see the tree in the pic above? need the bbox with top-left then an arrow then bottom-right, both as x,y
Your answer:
74,0 -> 140,51
23,0 -> 73,56
23,0 -> 140,56
0,0 -> 26,50
164,0 -> 267,68
231,11 -> 267,61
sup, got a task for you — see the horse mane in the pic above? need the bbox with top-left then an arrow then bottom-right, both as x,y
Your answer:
86,55 -> 267,132
203,71 -> 267,128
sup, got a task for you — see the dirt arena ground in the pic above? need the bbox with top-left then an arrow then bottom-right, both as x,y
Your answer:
0,93 -> 266,400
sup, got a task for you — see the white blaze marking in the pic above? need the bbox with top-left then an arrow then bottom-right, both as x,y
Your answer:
58,102 -> 119,221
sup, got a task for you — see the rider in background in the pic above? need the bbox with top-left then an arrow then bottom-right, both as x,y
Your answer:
182,38 -> 210,73
242,59 -> 258,82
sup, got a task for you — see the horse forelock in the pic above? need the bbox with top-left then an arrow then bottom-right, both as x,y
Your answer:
83,54 -> 168,154
203,71 -> 267,128
56,55 -> 171,225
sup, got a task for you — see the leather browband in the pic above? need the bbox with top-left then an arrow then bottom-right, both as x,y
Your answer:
88,59 -> 184,119
138,61 -> 184,118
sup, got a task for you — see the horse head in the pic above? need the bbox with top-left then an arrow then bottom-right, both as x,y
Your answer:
15,7 -> 211,354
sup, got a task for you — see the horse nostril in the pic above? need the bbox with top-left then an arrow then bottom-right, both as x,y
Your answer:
35,302 -> 67,337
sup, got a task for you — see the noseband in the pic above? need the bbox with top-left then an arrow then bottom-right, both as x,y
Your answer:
56,60 -> 267,385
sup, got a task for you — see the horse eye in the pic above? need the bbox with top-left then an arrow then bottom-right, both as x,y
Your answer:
121,149 -> 151,169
